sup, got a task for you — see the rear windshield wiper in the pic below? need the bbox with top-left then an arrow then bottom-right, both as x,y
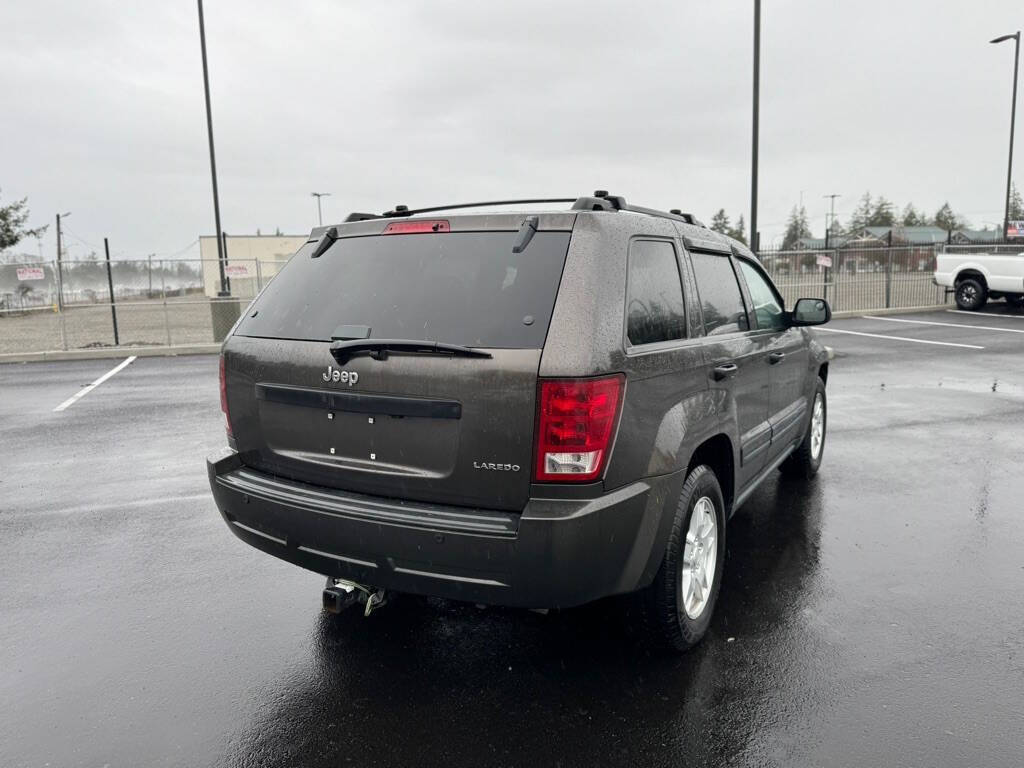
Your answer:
329,338 -> 493,363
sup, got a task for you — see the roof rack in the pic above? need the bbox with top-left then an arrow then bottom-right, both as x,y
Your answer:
342,191 -> 705,228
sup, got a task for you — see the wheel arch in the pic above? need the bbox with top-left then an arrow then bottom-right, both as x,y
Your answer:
686,433 -> 735,516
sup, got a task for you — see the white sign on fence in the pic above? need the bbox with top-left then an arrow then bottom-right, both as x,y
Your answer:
816,254 -> 833,268
225,264 -> 250,277
16,267 -> 45,281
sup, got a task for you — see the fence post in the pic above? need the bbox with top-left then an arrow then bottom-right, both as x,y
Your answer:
161,263 -> 172,346
56,260 -> 68,350
104,238 -> 120,346
255,258 -> 263,291
885,247 -> 893,308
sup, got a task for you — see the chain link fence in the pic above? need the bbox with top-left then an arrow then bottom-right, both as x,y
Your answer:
2,241 -> 1018,355
0,257 -> 286,355
760,244 -> 953,312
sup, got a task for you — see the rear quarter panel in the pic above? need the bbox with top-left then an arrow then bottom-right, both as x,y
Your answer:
540,213 -> 730,489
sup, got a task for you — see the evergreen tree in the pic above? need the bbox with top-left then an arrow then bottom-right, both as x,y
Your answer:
934,202 -> 968,232
848,192 -> 873,232
868,196 -> 896,227
1009,183 -> 1024,221
781,205 -> 812,250
710,209 -> 731,235
728,215 -> 747,246
901,203 -> 928,227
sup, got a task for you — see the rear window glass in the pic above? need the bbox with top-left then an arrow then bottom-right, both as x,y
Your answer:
235,231 -> 571,347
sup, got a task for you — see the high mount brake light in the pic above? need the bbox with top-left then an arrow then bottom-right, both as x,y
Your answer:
534,375 -> 624,483
219,354 -> 232,437
382,219 -> 450,234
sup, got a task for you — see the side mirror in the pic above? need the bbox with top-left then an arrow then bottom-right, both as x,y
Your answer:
791,298 -> 831,326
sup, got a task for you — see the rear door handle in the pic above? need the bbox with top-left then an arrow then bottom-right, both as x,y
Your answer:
712,363 -> 739,381
768,352 -> 786,365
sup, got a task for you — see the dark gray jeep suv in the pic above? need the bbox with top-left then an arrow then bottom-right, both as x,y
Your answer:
207,192 -> 831,650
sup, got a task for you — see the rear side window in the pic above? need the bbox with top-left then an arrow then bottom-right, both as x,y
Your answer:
689,252 -> 750,336
625,239 -> 686,346
235,231 -> 571,348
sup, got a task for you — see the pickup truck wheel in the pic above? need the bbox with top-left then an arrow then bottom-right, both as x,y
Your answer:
1006,295 -> 1024,309
641,464 -> 726,652
779,378 -> 826,479
955,278 -> 987,311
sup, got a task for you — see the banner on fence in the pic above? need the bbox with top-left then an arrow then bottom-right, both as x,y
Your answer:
16,267 -> 45,281
815,254 -> 833,268
225,264 -> 250,277
1008,220 -> 1024,239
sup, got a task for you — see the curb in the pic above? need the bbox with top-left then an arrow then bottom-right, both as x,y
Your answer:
830,304 -> 949,319
0,344 -> 222,365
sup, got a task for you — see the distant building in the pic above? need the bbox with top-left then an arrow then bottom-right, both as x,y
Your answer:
950,228 -> 1002,245
845,225 -> 949,246
199,234 -> 306,298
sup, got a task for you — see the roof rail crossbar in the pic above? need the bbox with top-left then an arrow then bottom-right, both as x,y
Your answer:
340,192 -> 706,229
381,198 -> 577,218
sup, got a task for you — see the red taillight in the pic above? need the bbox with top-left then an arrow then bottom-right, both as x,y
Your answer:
534,375 -> 624,483
382,219 -> 450,234
219,354 -> 232,437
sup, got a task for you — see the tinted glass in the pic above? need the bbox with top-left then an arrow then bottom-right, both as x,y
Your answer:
738,259 -> 785,330
626,240 -> 686,345
690,252 -> 750,335
235,231 -> 571,347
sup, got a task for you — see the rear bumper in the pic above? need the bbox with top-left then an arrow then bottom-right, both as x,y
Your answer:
207,448 -> 682,609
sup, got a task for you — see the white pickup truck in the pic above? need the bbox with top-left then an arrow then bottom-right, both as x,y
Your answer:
934,250 -> 1024,310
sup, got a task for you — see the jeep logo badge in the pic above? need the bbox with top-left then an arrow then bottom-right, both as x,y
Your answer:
322,364 -> 359,386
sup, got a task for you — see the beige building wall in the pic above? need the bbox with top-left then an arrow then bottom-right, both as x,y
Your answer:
199,235 -> 307,298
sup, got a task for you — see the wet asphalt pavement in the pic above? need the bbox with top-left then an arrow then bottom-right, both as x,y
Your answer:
2,307 -> 1023,767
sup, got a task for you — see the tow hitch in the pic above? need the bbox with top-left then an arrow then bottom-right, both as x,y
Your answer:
322,576 -> 389,617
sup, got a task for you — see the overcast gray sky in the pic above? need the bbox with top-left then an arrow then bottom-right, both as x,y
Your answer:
2,0 -> 1022,258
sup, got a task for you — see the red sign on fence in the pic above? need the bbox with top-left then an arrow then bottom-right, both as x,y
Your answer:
16,267 -> 45,281
225,264 -> 250,277
815,254 -> 833,268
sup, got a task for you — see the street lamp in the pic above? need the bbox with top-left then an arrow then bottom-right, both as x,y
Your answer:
311,192 -> 331,226
750,0 -> 761,252
991,31 -> 1020,241
197,0 -> 227,296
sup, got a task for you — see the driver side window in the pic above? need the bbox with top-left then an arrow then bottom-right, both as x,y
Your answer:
738,259 -> 786,331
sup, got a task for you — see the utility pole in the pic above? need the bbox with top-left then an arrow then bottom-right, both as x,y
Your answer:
55,211 -> 71,311
311,192 -> 331,226
750,0 -> 761,253
197,0 -> 227,295
991,32 -> 1020,241
823,194 -> 840,249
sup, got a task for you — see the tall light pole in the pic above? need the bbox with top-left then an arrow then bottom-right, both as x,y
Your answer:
750,0 -> 761,252
311,192 -> 331,226
823,194 -> 840,249
991,31 -> 1020,241
197,0 -> 227,295
55,211 -> 71,310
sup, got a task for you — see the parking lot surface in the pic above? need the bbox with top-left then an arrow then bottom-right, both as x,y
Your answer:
2,308 -> 1023,767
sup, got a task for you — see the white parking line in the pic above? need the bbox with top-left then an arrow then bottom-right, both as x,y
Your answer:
815,327 -> 984,349
946,309 -> 1024,320
53,356 -> 138,412
862,315 -> 1024,334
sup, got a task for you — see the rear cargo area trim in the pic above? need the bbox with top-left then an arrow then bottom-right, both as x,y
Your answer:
256,383 -> 462,419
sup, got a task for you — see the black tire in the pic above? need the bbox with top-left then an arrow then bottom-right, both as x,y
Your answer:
641,465 -> 726,652
1006,295 -> 1024,309
955,278 -> 987,311
779,377 -> 826,479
